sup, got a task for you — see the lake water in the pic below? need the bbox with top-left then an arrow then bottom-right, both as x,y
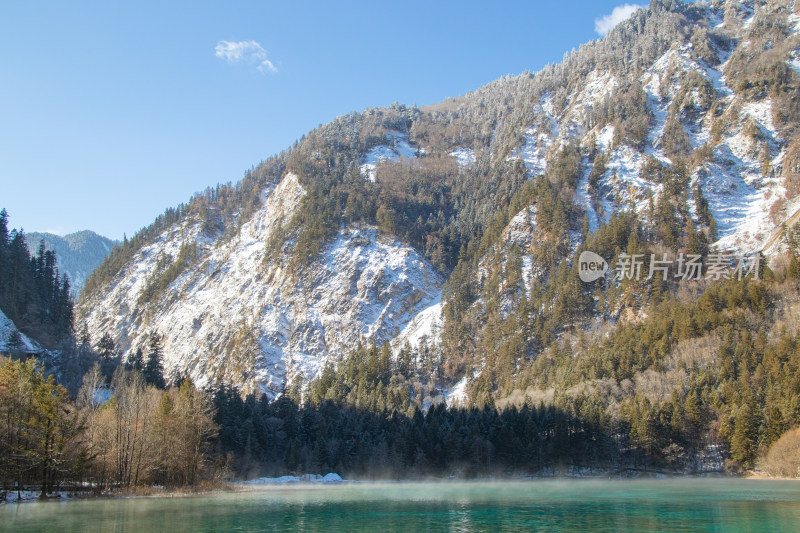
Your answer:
3,479 -> 800,532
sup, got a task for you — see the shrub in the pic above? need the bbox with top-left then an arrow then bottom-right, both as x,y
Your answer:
760,428 -> 800,478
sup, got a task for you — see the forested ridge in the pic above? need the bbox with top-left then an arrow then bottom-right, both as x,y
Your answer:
0,209 -> 73,349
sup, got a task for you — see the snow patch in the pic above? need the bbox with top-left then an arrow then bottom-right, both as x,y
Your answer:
786,43 -> 800,76
789,12 -> 800,34
0,308 -> 40,354
450,147 -> 476,167
242,473 -> 345,485
559,71 -> 616,148
392,296 -> 443,352
739,100 -> 777,139
445,375 -> 469,407
0,490 -> 72,503
505,205 -> 537,246
576,159 -> 600,232
514,95 -> 559,175
360,132 -> 422,181
596,125 -> 615,152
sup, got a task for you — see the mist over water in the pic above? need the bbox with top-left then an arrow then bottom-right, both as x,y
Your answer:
4,479 -> 800,532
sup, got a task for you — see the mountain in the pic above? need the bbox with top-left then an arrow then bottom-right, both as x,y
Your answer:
27,230 -> 118,296
79,0 -> 800,406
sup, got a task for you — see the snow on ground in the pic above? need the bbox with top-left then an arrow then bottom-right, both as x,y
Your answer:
93,387 -> 113,405
311,227 -> 443,351
572,71 -> 617,117
517,125 -> 555,176
592,144 -> 660,225
705,52 -> 734,98
641,45 -> 714,163
576,160 -> 601,233
387,131 -> 421,159
739,100 -> 777,139
505,205 -> 537,246
0,308 -> 40,353
606,146 -> 651,204
596,125 -> 615,153
360,131 -> 422,181
789,12 -> 800,34
630,35 -> 792,254
0,490 -> 72,504
642,65 -> 671,164
242,473 -> 344,485
699,93 -> 786,253
510,94 -> 559,176
706,1 -> 725,29
445,375 -> 469,408
392,295 -> 443,352
361,145 -> 399,182
500,205 -> 544,295
696,140 -> 784,254
702,162 -> 785,253
511,72 -> 615,178
788,50 -> 800,75
450,147 -> 476,168
561,71 -> 616,145
573,5 -> 795,255
521,255 -> 534,296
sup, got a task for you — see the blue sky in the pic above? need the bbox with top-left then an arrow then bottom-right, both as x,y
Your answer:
1,1 -> 646,240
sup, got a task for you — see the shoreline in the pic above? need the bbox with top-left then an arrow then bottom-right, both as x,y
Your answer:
0,483 -> 240,506
5,471 -> 799,505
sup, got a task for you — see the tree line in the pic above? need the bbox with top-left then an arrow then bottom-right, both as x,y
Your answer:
212,385 -> 618,479
0,357 -> 220,496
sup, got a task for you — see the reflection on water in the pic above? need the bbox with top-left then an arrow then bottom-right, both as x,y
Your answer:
3,479 -> 800,532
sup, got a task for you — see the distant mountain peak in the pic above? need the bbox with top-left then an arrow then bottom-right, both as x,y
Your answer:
27,230 -> 119,296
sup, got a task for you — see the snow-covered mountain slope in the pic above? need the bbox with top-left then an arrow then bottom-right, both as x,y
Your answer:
502,0 -> 800,255
442,0 -> 800,402
81,172 -> 443,396
80,0 -> 800,403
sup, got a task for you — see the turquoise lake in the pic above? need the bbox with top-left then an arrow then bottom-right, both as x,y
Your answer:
3,478 -> 800,532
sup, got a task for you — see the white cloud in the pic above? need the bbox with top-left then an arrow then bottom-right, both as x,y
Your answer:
257,59 -> 277,74
594,4 -> 644,36
215,40 -> 264,63
215,40 -> 278,73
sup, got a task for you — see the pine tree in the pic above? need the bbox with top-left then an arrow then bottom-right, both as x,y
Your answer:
97,332 -> 116,360
6,330 -> 25,355
144,332 -> 166,389
78,321 -> 91,346
127,347 -> 145,373
729,383 -> 760,469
